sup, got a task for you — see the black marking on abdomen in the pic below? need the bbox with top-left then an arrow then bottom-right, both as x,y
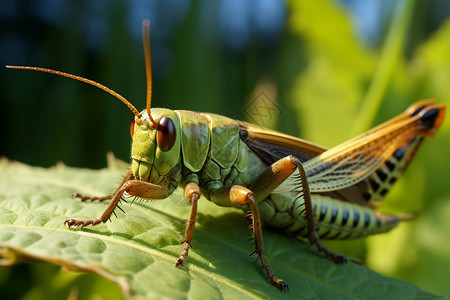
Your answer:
370,180 -> 380,192
339,232 -> 353,240
377,169 -> 388,181
380,188 -> 389,196
327,231 -> 342,240
352,211 -> 360,228
385,160 -> 396,171
375,218 -> 381,227
364,213 -> 371,228
330,205 -> 338,224
291,226 -> 306,237
319,203 -> 328,222
319,229 -> 331,239
341,209 -> 349,226
393,148 -> 405,161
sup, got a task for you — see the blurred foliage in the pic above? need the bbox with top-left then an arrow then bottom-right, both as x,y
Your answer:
0,0 -> 449,298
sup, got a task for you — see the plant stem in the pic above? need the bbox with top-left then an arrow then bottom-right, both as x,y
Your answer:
352,0 -> 416,135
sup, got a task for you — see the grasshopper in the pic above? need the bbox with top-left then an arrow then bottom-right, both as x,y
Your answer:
7,20 -> 445,291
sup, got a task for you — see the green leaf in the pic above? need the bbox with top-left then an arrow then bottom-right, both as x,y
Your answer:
0,159 -> 438,299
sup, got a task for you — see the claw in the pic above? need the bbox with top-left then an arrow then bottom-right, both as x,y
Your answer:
176,240 -> 192,268
72,193 -> 90,201
64,219 -> 80,229
273,279 -> 289,292
324,252 -> 347,264
334,255 -> 347,264
268,275 -> 289,292
64,218 -> 102,229
175,258 -> 184,268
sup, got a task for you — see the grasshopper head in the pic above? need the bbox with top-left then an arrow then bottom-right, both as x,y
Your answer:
128,20 -> 183,184
130,109 -> 181,184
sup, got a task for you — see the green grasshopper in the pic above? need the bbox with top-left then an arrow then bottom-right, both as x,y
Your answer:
7,20 -> 445,291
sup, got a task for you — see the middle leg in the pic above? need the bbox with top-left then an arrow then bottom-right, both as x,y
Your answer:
249,155 -> 346,263
175,182 -> 201,267
209,185 -> 288,291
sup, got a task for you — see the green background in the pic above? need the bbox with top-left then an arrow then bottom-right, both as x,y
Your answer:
1,0 -> 450,298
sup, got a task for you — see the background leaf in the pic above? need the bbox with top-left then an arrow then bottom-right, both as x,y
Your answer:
0,159 -> 438,299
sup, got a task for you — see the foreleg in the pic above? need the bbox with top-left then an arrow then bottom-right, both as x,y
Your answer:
65,180 -> 170,228
175,182 -> 201,267
72,170 -> 133,202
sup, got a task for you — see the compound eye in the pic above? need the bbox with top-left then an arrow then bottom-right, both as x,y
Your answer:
130,117 -> 136,137
157,116 -> 176,152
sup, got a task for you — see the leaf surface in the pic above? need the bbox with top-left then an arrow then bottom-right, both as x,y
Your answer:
0,159 -> 437,299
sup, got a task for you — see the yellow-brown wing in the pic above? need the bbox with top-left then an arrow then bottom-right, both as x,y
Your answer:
238,121 -> 327,163
239,100 -> 445,206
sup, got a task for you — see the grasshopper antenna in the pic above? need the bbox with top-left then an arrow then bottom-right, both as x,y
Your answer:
6,21 -> 155,125
142,19 -> 157,127
5,20 -> 161,121
5,66 -> 143,118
